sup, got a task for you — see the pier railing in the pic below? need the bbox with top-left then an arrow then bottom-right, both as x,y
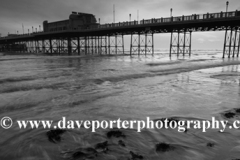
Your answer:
0,10 -> 239,39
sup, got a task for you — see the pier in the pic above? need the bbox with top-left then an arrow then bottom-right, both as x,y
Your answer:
0,10 -> 240,58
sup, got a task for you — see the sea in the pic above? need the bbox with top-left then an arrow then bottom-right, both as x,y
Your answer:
0,50 -> 240,160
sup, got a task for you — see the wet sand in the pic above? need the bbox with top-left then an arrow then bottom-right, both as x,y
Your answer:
0,51 -> 240,160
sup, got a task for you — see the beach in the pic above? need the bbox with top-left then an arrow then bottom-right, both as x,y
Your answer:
0,51 -> 240,160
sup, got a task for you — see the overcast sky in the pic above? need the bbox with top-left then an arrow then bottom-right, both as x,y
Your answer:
0,0 -> 239,49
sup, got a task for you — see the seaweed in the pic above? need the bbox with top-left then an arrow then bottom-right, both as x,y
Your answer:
224,112 -> 235,119
207,142 -> 215,147
118,140 -> 126,147
46,129 -> 66,143
107,130 -> 126,138
95,141 -> 109,153
129,151 -> 143,160
72,147 -> 97,159
235,108 -> 240,113
156,142 -> 175,152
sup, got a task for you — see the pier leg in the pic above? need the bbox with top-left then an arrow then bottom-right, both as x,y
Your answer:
238,29 -> 240,57
91,37 -> 94,55
35,40 -> 39,54
233,28 -> 238,57
98,36 -> 100,55
95,37 -> 98,55
42,40 -> 45,54
100,36 -> 107,55
115,35 -> 117,54
170,32 -> 173,57
77,37 -> 80,55
189,31 -> 192,57
67,37 -> 72,55
99,36 -> 102,55
122,34 -> 125,55
223,27 -> 239,58
70,38 -> 78,55
228,28 -> 233,58
108,35 -> 110,55
84,37 -> 87,55
183,31 -> 186,56
109,34 -> 124,55
152,32 -> 154,56
130,33 -> 133,56
223,27 -> 228,58
62,38 -> 67,55
177,31 -> 180,57
170,30 -> 192,58
57,39 -> 60,55
130,31 -> 153,56
49,39 -> 53,55
145,33 -> 147,56
138,32 -> 140,56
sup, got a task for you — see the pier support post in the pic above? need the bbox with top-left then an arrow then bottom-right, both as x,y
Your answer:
52,39 -> 57,54
108,34 -> 124,55
57,38 -> 60,55
79,37 -> 85,55
67,37 -> 72,55
95,37 -> 98,55
42,39 -> 45,54
90,36 -> 94,55
99,36 -> 107,55
43,39 -> 51,54
35,40 -> 39,54
170,30 -> 192,57
84,37 -> 88,55
130,30 -> 154,56
70,37 -> 78,55
223,27 -> 240,58
77,37 -> 80,55
49,39 -> 53,55
37,40 -> 42,54
238,29 -> 240,57
108,35 -> 110,55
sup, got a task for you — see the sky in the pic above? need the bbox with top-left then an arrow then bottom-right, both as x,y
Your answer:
0,0 -> 239,50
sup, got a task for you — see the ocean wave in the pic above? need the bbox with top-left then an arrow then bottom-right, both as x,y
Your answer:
0,82 -> 67,94
210,73 -> 240,79
147,61 -> 181,66
90,60 -> 240,83
0,77 -> 36,84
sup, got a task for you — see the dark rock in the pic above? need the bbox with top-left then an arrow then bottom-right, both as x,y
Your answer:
129,151 -> 143,160
46,129 -> 66,143
118,140 -> 126,147
72,147 -> 97,159
95,141 -> 109,153
156,142 -> 175,152
235,108 -> 240,113
224,112 -> 235,118
107,130 -> 126,138
72,151 -> 87,159
207,142 -> 215,147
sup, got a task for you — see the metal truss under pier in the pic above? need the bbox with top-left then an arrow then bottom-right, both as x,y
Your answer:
0,36 -> 125,56
223,27 -> 240,58
170,30 -> 192,57
130,31 -> 154,56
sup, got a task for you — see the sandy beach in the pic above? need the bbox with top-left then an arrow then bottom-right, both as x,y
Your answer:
0,51 -> 239,160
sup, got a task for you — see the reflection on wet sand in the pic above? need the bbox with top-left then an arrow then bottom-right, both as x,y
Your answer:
0,51 -> 240,159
